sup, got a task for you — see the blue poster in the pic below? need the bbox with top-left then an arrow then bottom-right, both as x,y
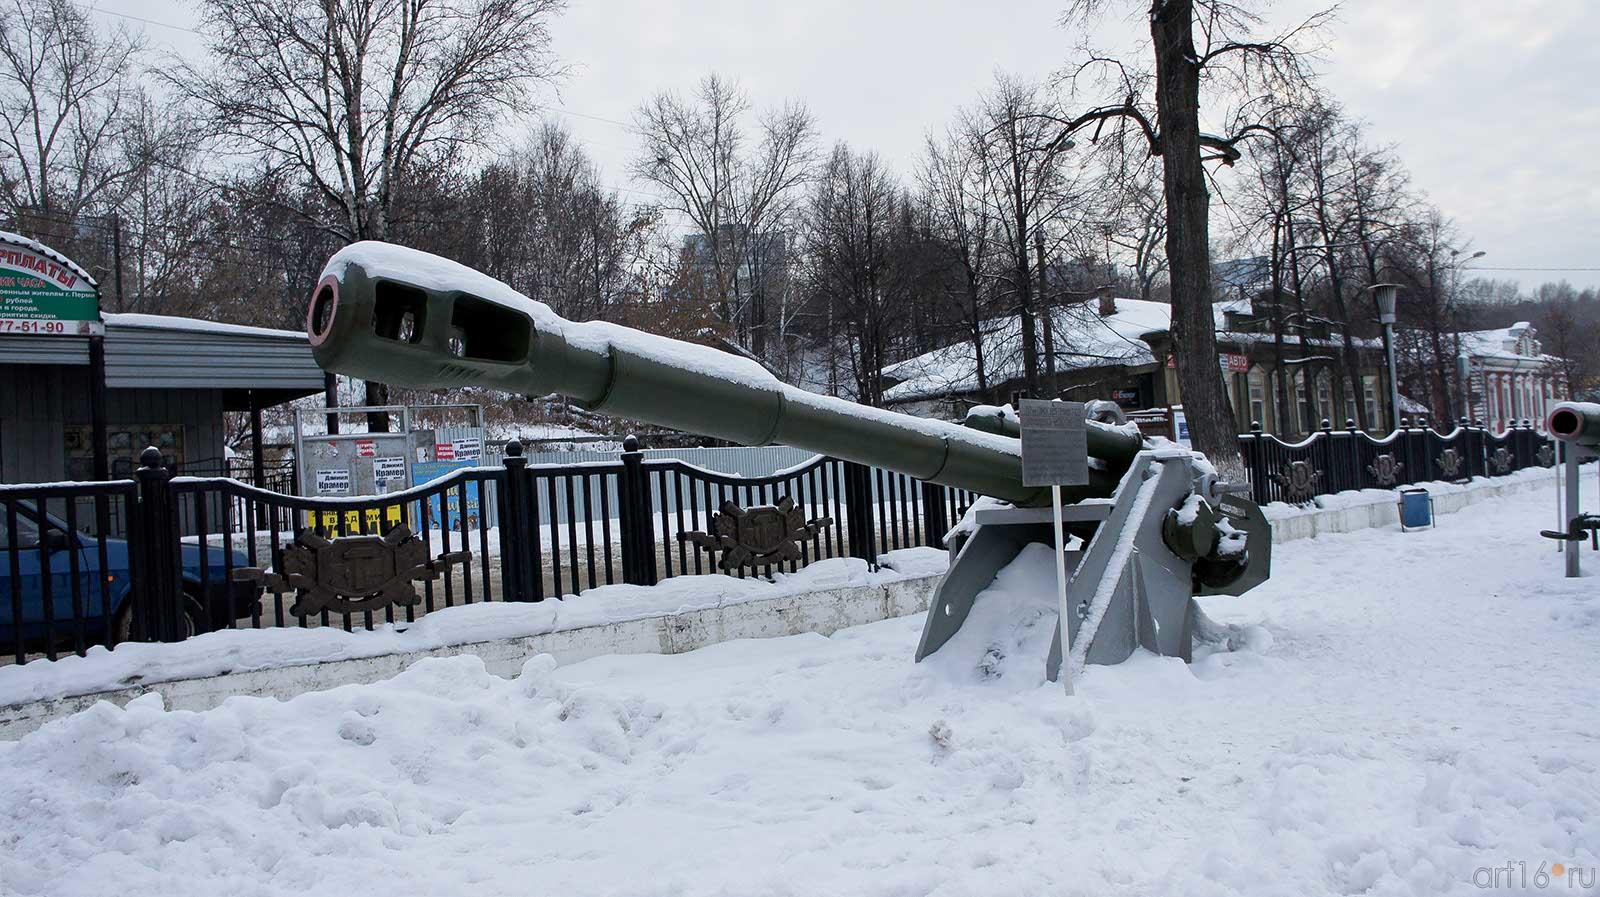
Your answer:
412,460 -> 481,531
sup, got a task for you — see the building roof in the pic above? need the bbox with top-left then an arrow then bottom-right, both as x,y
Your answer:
0,311 -> 325,409
1455,321 -> 1556,365
883,297 -> 1173,404
882,296 -> 1382,404
103,312 -> 308,341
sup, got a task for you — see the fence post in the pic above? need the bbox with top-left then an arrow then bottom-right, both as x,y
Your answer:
842,461 -> 877,563
134,446 -> 182,642
617,435 -> 657,586
1317,418 -> 1335,492
1246,422 -> 1269,504
1396,417 -> 1411,480
497,439 -> 536,602
921,481 -> 949,548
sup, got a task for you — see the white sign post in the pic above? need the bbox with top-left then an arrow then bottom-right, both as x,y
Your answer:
1018,399 -> 1089,695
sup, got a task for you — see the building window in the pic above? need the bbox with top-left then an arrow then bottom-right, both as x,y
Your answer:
1363,376 -> 1379,430
1294,373 -> 1309,433
1315,369 -> 1333,429
1248,367 -> 1266,428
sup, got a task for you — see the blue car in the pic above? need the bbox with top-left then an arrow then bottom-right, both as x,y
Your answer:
0,499 -> 261,651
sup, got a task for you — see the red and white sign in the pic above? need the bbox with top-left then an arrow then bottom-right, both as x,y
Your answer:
434,442 -> 456,461
1167,352 -> 1251,373
354,439 -> 376,458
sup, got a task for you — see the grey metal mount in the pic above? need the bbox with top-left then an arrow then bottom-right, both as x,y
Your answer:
1542,441 -> 1599,577
915,449 -> 1270,679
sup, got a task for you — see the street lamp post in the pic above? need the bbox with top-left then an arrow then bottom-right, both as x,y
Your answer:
1372,283 -> 1401,430
1444,250 -> 1487,422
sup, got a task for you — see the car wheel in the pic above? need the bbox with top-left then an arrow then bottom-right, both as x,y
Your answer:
111,590 -> 206,645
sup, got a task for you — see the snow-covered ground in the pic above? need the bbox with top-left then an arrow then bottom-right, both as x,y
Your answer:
2,482 -> 1597,896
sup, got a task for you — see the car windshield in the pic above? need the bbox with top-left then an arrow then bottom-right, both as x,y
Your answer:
0,502 -> 42,550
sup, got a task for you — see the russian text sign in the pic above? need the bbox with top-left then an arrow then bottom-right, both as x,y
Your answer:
0,237 -> 101,336
1019,399 -> 1088,487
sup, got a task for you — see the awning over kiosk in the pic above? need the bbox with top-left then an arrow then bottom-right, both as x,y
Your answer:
1,313 -> 328,483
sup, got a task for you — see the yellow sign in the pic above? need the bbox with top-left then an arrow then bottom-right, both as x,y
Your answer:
310,504 -> 404,537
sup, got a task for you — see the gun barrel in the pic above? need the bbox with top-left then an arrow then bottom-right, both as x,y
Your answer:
1547,402 -> 1600,447
307,242 -> 1144,504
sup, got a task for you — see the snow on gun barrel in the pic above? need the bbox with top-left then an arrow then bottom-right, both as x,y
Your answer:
305,241 -> 1272,676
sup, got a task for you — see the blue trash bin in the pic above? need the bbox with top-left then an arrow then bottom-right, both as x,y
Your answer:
1399,488 -> 1434,531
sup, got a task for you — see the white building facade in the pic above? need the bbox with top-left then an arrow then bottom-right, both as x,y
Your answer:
1460,322 -> 1566,433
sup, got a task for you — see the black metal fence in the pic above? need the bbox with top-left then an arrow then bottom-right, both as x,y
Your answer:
1239,417 -> 1555,505
4,420 -> 1556,668
1,439 -> 977,666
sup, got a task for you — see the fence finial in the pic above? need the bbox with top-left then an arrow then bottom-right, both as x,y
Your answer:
138,446 -> 163,469
505,438 -> 523,458
623,434 -> 640,452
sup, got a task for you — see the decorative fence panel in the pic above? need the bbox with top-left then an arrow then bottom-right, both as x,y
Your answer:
1239,418 -> 1554,506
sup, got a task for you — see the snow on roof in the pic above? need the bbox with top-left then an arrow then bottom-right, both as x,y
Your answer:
0,229 -> 97,288
883,298 -> 1173,404
1455,321 -> 1555,363
883,295 -> 1388,404
103,312 -> 309,341
1398,394 -> 1431,414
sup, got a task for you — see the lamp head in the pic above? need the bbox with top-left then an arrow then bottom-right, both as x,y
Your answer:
1371,283 -> 1399,324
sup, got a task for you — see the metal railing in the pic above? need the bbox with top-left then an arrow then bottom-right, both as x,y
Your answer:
4,417 -> 1557,668
1,439 -> 977,666
1239,417 -> 1555,505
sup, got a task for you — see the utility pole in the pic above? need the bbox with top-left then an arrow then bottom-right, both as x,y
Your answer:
111,213 -> 126,313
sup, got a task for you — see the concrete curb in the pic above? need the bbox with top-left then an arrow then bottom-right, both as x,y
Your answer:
0,575 -> 939,741
1266,467 -> 1577,544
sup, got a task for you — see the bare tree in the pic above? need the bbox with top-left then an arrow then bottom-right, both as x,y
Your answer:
1051,0 -> 1330,473
802,143 -> 912,406
1098,155 -> 1167,302
174,0 -> 565,428
959,75 -> 1083,397
920,128 -> 997,394
1539,294 -> 1598,402
0,0 -> 144,225
631,73 -> 816,358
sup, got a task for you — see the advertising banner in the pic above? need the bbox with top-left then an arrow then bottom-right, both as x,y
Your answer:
0,236 -> 101,336
413,459 -> 481,531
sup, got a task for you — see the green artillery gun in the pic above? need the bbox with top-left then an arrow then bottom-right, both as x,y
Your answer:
306,242 -> 1272,678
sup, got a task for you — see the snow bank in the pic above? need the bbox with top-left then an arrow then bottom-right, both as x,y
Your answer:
2,480 -> 1596,896
0,548 -> 948,708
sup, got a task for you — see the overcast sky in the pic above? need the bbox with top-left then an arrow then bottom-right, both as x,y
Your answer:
106,0 -> 1599,291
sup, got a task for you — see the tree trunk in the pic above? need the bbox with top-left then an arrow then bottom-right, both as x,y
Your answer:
361,210 -> 393,433
1008,119 -> 1040,395
1269,219 -> 1292,432
968,272 -> 989,394
1151,0 -> 1242,473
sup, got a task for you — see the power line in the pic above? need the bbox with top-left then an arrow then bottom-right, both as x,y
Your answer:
91,7 -> 204,36
1470,267 -> 1600,273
